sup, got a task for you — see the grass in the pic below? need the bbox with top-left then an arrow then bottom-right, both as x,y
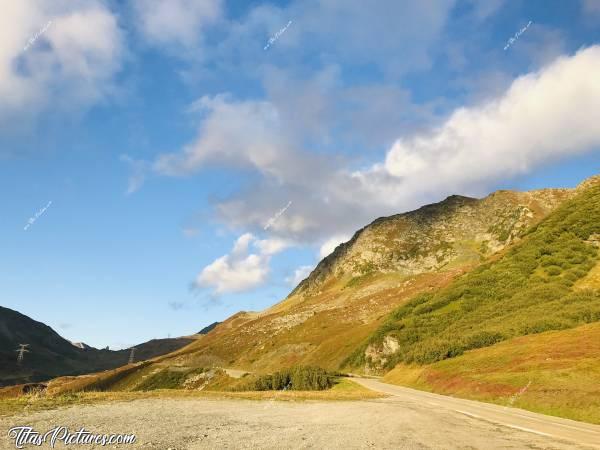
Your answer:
346,182 -> 600,369
383,322 -> 600,424
0,379 -> 384,417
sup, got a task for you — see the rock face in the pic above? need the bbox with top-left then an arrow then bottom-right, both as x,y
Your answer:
292,188 -> 574,296
365,336 -> 400,370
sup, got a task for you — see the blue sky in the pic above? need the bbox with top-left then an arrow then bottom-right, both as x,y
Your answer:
1,0 -> 599,349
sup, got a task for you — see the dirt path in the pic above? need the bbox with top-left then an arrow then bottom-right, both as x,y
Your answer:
221,368 -> 248,379
1,395 -> 596,449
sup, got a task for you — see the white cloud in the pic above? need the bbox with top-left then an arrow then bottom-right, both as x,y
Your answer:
382,45 -> 600,194
131,0 -> 222,49
255,237 -> 292,256
286,265 -> 313,286
195,233 -> 289,294
154,94 -> 295,178
0,1 -> 123,129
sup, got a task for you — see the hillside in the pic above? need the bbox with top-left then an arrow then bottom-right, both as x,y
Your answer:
345,176 -> 600,372
383,322 -> 600,424
146,183 -> 579,373
43,179 -> 597,397
0,306 -> 195,387
292,188 -> 574,296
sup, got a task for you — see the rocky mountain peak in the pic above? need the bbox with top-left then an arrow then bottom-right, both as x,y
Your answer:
292,186 -> 576,297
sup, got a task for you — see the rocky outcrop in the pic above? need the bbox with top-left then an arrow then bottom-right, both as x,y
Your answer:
292,188 -> 574,297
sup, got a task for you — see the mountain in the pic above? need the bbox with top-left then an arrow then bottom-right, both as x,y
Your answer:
70,342 -> 93,350
292,187 -> 575,296
0,306 -> 195,387
48,177 -> 595,389
147,183 -> 576,373
18,175 -> 599,424
346,175 -> 600,371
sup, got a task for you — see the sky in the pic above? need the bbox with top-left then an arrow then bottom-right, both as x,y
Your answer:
1,0 -> 599,349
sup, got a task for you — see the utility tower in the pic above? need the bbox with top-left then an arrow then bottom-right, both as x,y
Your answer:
16,344 -> 30,364
128,347 -> 136,364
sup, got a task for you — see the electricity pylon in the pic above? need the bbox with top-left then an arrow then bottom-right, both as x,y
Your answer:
16,344 -> 30,364
128,347 -> 136,364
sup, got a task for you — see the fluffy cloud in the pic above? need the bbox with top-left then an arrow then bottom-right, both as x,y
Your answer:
0,1 -> 123,128
383,45 -> 600,195
153,94 -> 294,178
194,233 -> 290,294
131,0 -> 222,49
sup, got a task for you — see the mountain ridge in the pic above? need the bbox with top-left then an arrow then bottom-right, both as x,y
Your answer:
291,185 -> 575,297
45,176 -> 598,393
0,305 -> 195,387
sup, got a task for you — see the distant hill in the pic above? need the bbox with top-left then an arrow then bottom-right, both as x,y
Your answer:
198,322 -> 220,335
0,306 -> 195,387
70,342 -> 93,350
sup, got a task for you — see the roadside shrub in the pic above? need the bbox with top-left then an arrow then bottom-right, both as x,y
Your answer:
250,366 -> 334,391
520,321 -> 569,335
464,331 -> 505,350
410,340 -> 464,364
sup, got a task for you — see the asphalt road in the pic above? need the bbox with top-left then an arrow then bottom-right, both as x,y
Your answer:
352,377 -> 600,449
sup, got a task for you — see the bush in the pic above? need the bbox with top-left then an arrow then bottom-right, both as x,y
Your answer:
545,265 -> 562,276
465,331 -> 505,350
250,366 -> 334,391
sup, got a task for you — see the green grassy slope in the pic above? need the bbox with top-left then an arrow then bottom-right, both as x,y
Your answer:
383,322 -> 600,424
346,179 -> 600,370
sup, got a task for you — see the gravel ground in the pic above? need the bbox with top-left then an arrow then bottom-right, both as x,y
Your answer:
0,396 -> 592,449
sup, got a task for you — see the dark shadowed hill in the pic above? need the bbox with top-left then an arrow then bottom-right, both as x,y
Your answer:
198,322 -> 220,335
0,306 -> 195,387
